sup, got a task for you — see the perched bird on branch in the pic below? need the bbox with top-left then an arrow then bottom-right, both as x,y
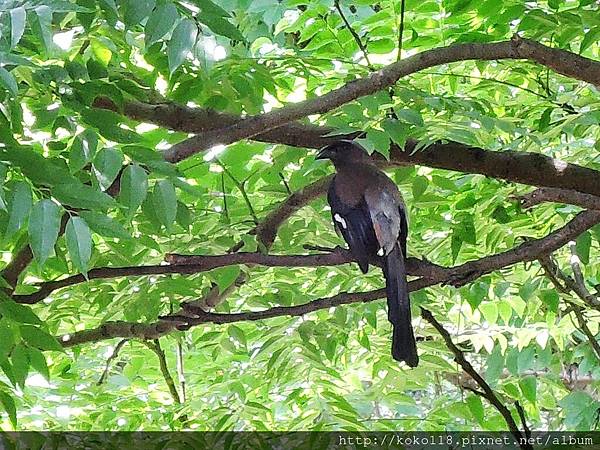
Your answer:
316,140 -> 418,367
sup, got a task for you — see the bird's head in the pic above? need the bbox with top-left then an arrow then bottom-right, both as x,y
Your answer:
316,140 -> 370,166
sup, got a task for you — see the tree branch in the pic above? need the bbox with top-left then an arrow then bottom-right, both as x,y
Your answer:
517,188 -> 600,210
99,103 -> 600,201
515,401 -> 532,442
538,255 -> 600,360
12,248 -> 442,305
58,210 -> 600,347
421,308 -> 529,448
162,36 -> 600,162
144,339 -> 182,404
254,175 -> 332,248
96,339 -> 129,386
391,141 -> 600,198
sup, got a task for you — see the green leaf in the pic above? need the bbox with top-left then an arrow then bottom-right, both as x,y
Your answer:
539,289 -> 559,313
32,6 -> 54,55
99,0 -> 118,14
151,180 -> 177,230
176,201 -> 192,229
198,14 -> 244,41
168,19 -> 198,74
227,325 -> 247,347
52,183 -> 116,210
78,211 -> 131,240
575,231 -> 591,264
412,176 -> 428,199
145,3 -> 179,47
0,322 -> 15,358
119,164 -> 148,215
0,68 -> 18,98
28,200 -> 62,266
2,146 -> 74,187
10,343 -> 29,388
519,376 -> 537,403
213,266 -> 241,293
485,345 -> 504,386
80,108 -> 139,143
383,119 -> 410,148
451,233 -> 462,262
27,347 -> 50,380
123,0 -> 155,28
466,395 -> 484,423
396,108 -> 424,127
0,391 -> 17,427
0,301 -> 42,325
9,6 -> 26,49
65,217 -> 93,276
93,148 -> 123,190
20,325 -> 64,352
5,181 -> 32,239
517,346 -> 535,373
580,26 -> 600,54
69,130 -> 99,173
193,0 -> 230,17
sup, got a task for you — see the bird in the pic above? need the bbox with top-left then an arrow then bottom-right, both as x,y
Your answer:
316,140 -> 418,367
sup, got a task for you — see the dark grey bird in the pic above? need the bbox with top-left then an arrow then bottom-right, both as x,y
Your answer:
316,140 -> 418,367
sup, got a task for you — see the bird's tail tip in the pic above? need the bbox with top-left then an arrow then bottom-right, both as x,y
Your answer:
392,324 -> 419,367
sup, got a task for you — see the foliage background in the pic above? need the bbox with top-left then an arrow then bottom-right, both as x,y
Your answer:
0,0 -> 599,432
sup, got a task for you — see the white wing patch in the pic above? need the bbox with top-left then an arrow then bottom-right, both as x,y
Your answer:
377,248 -> 385,256
333,213 -> 347,229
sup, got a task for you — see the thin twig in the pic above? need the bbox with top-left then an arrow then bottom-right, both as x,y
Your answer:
220,172 -> 230,223
568,241 -> 599,307
334,0 -> 373,69
515,401 -> 532,441
421,308 -> 530,449
397,0 -> 406,62
572,306 -> 600,361
144,339 -> 182,404
218,159 -> 259,224
97,339 -> 129,386
176,339 -> 186,402
538,256 -> 600,360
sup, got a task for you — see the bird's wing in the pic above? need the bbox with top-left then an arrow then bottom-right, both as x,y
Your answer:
327,179 -> 377,273
364,187 -> 403,257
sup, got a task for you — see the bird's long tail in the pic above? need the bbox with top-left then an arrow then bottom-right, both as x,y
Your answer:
383,245 -> 419,367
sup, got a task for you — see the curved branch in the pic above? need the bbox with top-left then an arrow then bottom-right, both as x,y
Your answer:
111,98 -> 356,149
255,175 -> 333,248
163,36 -> 600,162
144,340 -> 182,404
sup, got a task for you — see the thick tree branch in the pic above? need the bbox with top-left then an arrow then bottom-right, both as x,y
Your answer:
163,36 -> 600,162
391,141 -> 600,198
100,104 -> 600,201
92,96 -> 354,149
58,210 -> 600,347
